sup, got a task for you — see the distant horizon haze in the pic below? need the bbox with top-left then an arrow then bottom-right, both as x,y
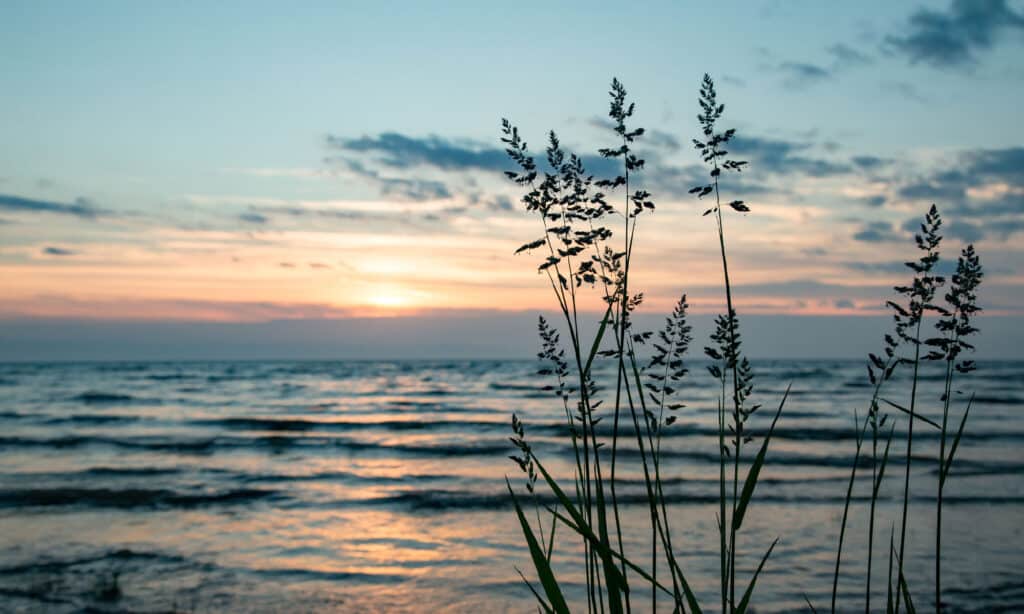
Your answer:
2,312 -> 1022,362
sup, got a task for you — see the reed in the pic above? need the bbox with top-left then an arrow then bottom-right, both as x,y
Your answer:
500,75 -> 984,614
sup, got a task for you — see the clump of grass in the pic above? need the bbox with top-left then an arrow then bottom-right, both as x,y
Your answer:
500,75 -> 985,614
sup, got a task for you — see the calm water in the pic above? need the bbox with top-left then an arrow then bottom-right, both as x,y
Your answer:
0,359 -> 1022,613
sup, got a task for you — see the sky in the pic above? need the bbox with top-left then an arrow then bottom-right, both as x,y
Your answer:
1,0 -> 1023,360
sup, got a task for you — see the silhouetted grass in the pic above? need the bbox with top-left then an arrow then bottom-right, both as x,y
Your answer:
500,75 -> 985,614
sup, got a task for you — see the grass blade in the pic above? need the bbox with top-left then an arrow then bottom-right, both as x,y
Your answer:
541,490 -> 703,614
736,538 -> 779,614
546,507 -> 680,601
584,303 -> 614,378
507,479 -> 570,614
898,569 -> 917,614
874,424 -> 896,498
832,410 -> 869,614
942,393 -> 974,484
732,384 -> 790,532
516,567 -> 555,614
546,509 -> 557,565
880,398 -> 941,430
529,455 -> 629,589
887,526 -> 896,614
892,544 -> 917,614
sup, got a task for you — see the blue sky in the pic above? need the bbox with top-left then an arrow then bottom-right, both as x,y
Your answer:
1,0 -> 1022,359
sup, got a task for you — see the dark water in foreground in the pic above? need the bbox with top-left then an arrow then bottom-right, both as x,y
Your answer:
0,359 -> 1022,613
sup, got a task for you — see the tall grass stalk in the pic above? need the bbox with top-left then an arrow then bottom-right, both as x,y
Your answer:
690,73 -> 782,614
890,206 -> 944,614
831,410 -> 868,614
925,244 -> 982,612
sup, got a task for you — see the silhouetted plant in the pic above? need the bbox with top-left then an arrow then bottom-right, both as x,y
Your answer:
691,74 -> 786,614
926,243 -> 982,613
887,204 -> 945,614
500,76 -> 984,614
827,205 -> 985,614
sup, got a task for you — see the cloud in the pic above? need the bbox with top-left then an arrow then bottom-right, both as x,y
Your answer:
239,212 -> 269,224
42,246 -> 76,256
899,215 -> 985,243
329,132 -> 509,172
644,129 -> 682,152
0,193 -> 106,219
861,195 -> 887,207
853,221 -> 902,243
945,219 -> 986,242
898,147 -> 1024,226
258,204 -> 370,221
588,117 -> 681,152
851,155 -> 889,171
484,194 -> 515,212
343,159 -> 452,201
729,135 -> 851,177
883,80 -> 929,103
844,259 -> 960,276
777,61 -> 832,86
773,44 -> 872,90
332,130 -> 623,181
884,0 -> 1024,68
827,44 -> 873,68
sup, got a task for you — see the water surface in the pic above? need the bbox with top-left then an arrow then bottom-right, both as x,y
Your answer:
1,360 -> 1021,612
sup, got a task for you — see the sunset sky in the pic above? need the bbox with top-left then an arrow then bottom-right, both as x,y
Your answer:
2,0 -> 1022,359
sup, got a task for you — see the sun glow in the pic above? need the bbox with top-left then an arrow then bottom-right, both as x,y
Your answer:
363,285 -> 420,310
367,293 -> 409,308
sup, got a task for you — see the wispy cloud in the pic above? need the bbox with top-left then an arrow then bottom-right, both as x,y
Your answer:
883,0 -> 1024,69
238,212 -> 269,224
777,61 -> 833,86
329,132 -> 509,172
827,43 -> 874,68
42,246 -> 76,256
329,130 -> 622,187
0,193 -> 107,219
341,159 -> 452,202
730,135 -> 851,177
898,146 -> 1024,229
852,221 -> 902,243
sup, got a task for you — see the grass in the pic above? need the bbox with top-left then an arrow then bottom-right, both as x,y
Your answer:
501,75 -> 985,613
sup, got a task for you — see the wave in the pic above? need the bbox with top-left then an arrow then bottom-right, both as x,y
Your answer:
971,394 -> 1024,406
347,489 -> 1024,511
0,548 -> 185,576
71,391 -> 135,404
145,373 -> 196,381
195,416 -> 508,433
4,430 -> 1024,470
44,413 -> 141,425
0,487 -> 278,509
0,433 -> 508,457
247,566 -> 410,584
242,470 -> 454,484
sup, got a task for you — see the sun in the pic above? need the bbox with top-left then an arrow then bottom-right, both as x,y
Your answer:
366,292 -> 409,309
